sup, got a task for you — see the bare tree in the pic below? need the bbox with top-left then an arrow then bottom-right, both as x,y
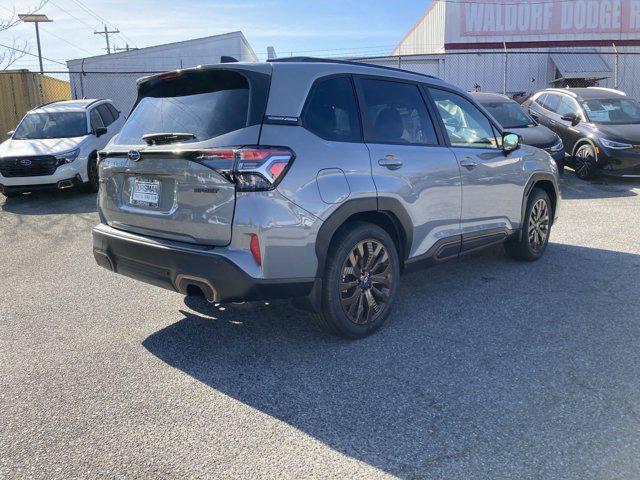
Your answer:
0,1 -> 48,70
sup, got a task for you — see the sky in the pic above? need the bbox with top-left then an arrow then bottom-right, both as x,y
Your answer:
0,0 -> 430,70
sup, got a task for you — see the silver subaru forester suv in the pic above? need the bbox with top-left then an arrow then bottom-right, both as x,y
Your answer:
93,58 -> 560,338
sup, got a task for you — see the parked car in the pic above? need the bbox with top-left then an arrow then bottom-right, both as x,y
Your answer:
471,92 -> 565,173
522,87 -> 640,179
0,99 -> 124,197
92,58 -> 560,339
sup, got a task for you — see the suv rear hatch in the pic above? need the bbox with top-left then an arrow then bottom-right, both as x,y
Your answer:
98,64 -> 271,246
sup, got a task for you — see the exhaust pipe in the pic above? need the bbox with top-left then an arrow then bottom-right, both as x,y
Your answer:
175,274 -> 218,303
57,179 -> 74,189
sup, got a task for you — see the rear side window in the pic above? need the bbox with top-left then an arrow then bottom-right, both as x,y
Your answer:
115,69 -> 264,145
106,103 -> 120,120
358,78 -> 438,145
96,104 -> 115,126
90,109 -> 104,130
302,76 -> 361,142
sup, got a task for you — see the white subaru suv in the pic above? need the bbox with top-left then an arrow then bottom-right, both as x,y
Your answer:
0,99 -> 124,198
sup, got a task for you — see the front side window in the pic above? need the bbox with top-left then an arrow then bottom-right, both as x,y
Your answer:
303,76 -> 361,142
358,78 -> 437,145
582,98 -> 640,125
556,96 -> 579,117
534,93 -> 547,107
13,112 -> 88,139
542,93 -> 561,113
430,88 -> 499,149
481,101 -> 535,129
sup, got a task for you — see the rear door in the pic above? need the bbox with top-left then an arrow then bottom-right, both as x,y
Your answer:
355,76 -> 462,258
98,66 -> 271,246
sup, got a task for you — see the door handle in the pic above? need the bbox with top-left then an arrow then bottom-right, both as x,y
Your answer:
378,156 -> 403,170
459,156 -> 478,169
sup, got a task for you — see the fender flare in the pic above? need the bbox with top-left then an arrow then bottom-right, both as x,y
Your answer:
572,138 -> 597,158
314,197 -> 413,277
520,172 -> 559,239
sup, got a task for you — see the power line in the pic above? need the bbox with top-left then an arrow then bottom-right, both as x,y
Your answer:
0,42 -> 66,66
66,0 -> 138,48
47,0 -> 96,31
40,25 -> 93,55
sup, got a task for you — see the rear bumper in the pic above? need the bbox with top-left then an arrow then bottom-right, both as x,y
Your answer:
92,224 -> 315,303
0,175 -> 84,194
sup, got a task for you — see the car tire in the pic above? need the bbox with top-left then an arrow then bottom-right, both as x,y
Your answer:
313,221 -> 400,339
573,144 -> 597,180
85,153 -> 99,193
505,188 -> 552,262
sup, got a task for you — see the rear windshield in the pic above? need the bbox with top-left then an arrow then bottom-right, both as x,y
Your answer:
115,69 -> 265,145
480,101 -> 535,129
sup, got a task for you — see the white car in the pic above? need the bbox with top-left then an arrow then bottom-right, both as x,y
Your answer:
0,99 -> 124,198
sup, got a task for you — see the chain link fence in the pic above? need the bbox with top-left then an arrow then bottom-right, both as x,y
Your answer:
354,49 -> 640,102
1,49 -> 639,139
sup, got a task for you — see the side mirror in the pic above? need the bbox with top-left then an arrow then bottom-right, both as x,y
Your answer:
502,132 -> 521,153
561,113 -> 580,125
7,130 -> 14,137
94,127 -> 108,137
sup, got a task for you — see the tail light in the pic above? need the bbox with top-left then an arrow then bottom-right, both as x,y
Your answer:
250,234 -> 262,266
196,146 -> 294,191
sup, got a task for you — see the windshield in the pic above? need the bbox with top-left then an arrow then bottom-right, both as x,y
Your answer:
480,101 -> 535,129
115,70 -> 251,145
582,98 -> 640,125
13,112 -> 88,139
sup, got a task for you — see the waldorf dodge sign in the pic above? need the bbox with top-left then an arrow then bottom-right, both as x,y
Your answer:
462,0 -> 640,36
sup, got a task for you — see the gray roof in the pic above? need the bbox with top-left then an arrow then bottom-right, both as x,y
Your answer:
550,49 -> 612,81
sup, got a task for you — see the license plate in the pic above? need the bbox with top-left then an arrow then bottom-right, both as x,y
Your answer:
131,178 -> 160,207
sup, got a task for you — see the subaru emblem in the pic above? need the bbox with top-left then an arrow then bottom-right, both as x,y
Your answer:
19,159 -> 32,166
128,150 -> 141,162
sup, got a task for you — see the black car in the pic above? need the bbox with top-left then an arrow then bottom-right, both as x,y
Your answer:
522,87 -> 640,180
472,92 -> 565,172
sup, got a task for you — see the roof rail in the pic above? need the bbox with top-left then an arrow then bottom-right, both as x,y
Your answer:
586,86 -> 626,96
545,87 -> 578,98
33,99 -> 62,109
268,56 -> 439,80
85,98 -> 105,108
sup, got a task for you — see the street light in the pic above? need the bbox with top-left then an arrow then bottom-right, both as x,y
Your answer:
18,13 -> 52,74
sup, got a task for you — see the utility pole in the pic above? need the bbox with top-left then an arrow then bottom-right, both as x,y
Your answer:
18,14 -> 52,74
94,24 -> 119,54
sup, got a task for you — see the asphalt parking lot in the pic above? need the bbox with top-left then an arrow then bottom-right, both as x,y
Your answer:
1,171 -> 640,479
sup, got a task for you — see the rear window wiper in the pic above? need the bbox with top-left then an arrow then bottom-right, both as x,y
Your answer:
141,132 -> 196,145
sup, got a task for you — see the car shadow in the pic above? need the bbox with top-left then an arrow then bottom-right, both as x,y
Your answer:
560,168 -> 639,199
1,189 -> 97,215
142,243 -> 640,477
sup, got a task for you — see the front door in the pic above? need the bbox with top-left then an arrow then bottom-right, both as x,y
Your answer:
355,76 -> 462,259
553,94 -> 585,154
428,87 -> 525,243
